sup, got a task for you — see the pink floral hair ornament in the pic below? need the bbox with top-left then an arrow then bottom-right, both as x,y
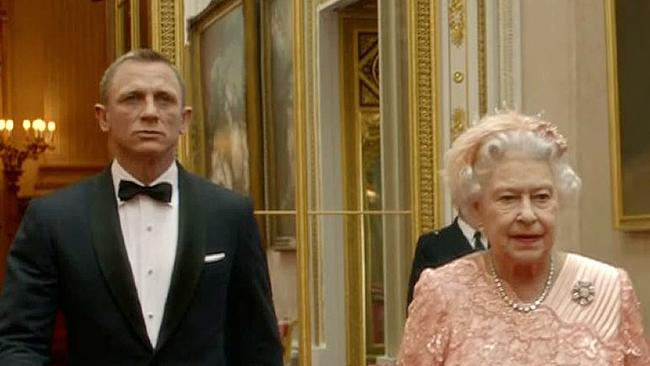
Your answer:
528,119 -> 568,155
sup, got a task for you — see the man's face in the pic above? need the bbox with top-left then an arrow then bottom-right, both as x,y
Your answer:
95,60 -> 191,162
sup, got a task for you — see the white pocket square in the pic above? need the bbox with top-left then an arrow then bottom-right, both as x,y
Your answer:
204,253 -> 226,263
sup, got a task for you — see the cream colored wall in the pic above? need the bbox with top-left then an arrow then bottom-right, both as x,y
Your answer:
520,0 -> 650,330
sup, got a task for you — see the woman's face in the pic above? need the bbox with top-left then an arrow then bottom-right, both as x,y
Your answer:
475,157 -> 559,265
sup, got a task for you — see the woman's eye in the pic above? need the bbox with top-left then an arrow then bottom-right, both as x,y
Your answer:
498,195 -> 517,203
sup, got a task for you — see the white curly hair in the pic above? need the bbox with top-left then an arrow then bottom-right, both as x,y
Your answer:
445,111 -> 581,209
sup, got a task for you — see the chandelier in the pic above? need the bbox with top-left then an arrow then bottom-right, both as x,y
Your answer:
0,118 -> 56,192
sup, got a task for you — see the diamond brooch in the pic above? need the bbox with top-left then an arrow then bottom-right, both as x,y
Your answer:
571,281 -> 595,306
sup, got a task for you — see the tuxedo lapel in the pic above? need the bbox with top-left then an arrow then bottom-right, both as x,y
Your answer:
156,167 -> 206,350
90,168 -> 152,351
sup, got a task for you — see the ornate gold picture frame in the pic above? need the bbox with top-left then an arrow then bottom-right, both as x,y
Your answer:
605,0 -> 650,231
113,0 -> 152,56
188,0 -> 263,205
261,0 -> 296,250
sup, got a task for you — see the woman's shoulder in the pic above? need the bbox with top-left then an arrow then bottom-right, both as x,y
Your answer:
418,255 -> 484,291
549,253 -> 630,340
564,252 -> 623,280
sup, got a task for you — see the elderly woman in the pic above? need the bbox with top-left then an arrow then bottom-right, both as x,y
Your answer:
398,112 -> 649,365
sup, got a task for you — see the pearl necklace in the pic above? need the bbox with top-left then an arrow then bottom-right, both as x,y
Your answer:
489,257 -> 554,313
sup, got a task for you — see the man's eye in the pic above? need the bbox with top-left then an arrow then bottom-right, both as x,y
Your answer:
157,94 -> 176,104
534,193 -> 551,201
120,94 -> 139,102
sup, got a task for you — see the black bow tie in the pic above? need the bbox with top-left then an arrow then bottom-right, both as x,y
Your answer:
118,180 -> 172,203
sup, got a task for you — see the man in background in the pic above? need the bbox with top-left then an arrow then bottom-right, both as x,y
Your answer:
407,208 -> 487,306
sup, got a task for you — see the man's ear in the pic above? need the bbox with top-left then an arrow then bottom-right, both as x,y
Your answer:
179,106 -> 192,134
95,103 -> 110,132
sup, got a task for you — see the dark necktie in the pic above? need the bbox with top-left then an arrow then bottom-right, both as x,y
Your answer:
473,231 -> 486,251
118,180 -> 172,203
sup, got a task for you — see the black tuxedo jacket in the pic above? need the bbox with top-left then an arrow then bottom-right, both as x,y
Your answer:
406,217 -> 478,306
0,166 -> 283,365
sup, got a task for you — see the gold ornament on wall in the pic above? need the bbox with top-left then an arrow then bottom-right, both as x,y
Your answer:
451,108 -> 466,142
449,0 -> 465,47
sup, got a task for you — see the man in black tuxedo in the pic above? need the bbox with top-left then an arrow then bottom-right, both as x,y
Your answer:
0,49 -> 283,365
406,209 -> 487,306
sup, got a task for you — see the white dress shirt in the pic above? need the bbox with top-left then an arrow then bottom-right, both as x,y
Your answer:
111,160 -> 179,347
457,216 -> 487,249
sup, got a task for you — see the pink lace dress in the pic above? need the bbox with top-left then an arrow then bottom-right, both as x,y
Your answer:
398,253 -> 650,365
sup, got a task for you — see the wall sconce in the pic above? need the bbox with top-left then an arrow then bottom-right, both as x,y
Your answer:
0,118 -> 56,192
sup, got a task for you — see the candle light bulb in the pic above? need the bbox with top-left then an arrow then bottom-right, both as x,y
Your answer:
6,119 -> 14,131
23,119 -> 31,130
34,118 -> 43,132
0,119 -> 5,130
47,121 -> 56,132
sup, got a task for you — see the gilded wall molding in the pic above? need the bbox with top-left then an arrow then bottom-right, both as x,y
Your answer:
151,0 -> 188,166
158,0 -> 177,62
496,0 -> 521,109
478,0 -> 487,116
306,0 -> 324,346
450,107 -> 466,141
448,0 -> 465,47
151,0 -> 183,66
292,0 -> 312,364
408,0 -> 440,236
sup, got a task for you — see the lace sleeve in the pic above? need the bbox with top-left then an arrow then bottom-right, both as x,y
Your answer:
398,269 -> 450,366
617,269 -> 650,366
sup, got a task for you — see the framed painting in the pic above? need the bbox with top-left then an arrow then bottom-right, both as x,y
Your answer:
115,0 -> 133,55
188,0 -> 263,202
113,0 -> 151,56
261,0 -> 296,250
605,0 -> 650,231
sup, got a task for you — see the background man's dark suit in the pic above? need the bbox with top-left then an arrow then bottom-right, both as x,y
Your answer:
0,166 -> 283,365
407,217 -> 478,305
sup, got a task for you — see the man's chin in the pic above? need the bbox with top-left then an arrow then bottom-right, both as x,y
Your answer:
119,145 -> 175,160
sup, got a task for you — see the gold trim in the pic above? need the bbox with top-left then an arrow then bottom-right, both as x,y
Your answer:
408,0 -> 442,243
243,0 -> 264,210
305,0 -> 324,346
604,0 -> 650,230
340,17 -> 365,366
130,0 -> 141,48
115,0 -> 127,55
293,0 -> 312,364
478,0 -> 487,116
151,0 -> 183,65
453,71 -> 464,83
450,107 -> 466,142
177,45 -> 193,170
449,0 -> 465,47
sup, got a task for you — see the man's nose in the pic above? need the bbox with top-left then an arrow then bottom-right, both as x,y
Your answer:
141,95 -> 158,120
